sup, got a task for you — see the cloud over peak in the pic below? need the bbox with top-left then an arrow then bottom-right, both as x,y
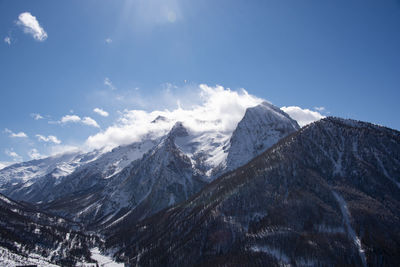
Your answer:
16,12 -> 48,41
85,84 -> 263,150
281,106 -> 324,127
28,148 -> 43,160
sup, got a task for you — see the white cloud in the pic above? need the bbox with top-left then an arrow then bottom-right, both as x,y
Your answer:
4,128 -> 28,138
60,114 -> 81,124
4,37 -> 11,45
281,106 -> 325,127
16,12 -> 48,41
59,115 -> 99,128
85,84 -> 263,150
105,38 -> 112,44
28,148 -> 43,160
82,117 -> 100,128
30,113 -> 44,120
104,77 -> 116,90
93,108 -> 109,117
314,106 -> 326,112
5,149 -> 22,161
36,134 -> 61,144
48,145 -> 80,156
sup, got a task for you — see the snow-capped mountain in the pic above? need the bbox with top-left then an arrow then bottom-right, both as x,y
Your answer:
1,104 -> 399,266
106,117 -> 400,266
0,102 -> 298,231
0,139 -> 158,203
32,102 -> 299,228
0,150 -> 91,189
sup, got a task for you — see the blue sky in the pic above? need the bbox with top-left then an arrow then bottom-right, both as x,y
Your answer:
1,0 -> 400,164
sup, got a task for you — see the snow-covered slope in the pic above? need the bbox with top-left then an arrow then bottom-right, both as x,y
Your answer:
1,139 -> 158,203
224,101 -> 299,171
0,151 -> 87,188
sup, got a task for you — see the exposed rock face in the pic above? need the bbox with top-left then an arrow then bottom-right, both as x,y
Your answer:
106,118 -> 400,267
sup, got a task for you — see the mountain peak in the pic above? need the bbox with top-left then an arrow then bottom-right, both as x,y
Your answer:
224,102 -> 300,170
168,121 -> 189,139
245,101 -> 300,129
151,115 -> 168,123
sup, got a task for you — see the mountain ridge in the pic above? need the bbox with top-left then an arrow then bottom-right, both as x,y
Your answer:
105,117 -> 400,266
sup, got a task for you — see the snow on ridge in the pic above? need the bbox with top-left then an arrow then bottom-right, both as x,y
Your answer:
0,194 -> 12,204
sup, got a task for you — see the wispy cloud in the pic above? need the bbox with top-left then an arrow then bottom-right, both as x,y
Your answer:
60,115 -> 81,124
48,145 -> 80,156
281,106 -> 325,127
59,115 -> 100,128
4,36 -> 11,45
105,38 -> 112,44
36,134 -> 61,144
314,106 -> 326,112
4,128 -> 28,138
28,148 -> 43,160
104,77 -> 116,90
94,108 -> 109,117
5,148 -> 22,161
16,12 -> 48,41
82,117 -> 100,128
30,113 -> 44,120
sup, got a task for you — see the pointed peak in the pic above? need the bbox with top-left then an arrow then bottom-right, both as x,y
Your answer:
168,122 -> 189,138
151,115 -> 168,124
247,101 -> 287,117
242,101 -> 300,130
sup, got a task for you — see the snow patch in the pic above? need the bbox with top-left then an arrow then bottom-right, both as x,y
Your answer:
90,247 -> 124,267
0,247 -> 59,266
